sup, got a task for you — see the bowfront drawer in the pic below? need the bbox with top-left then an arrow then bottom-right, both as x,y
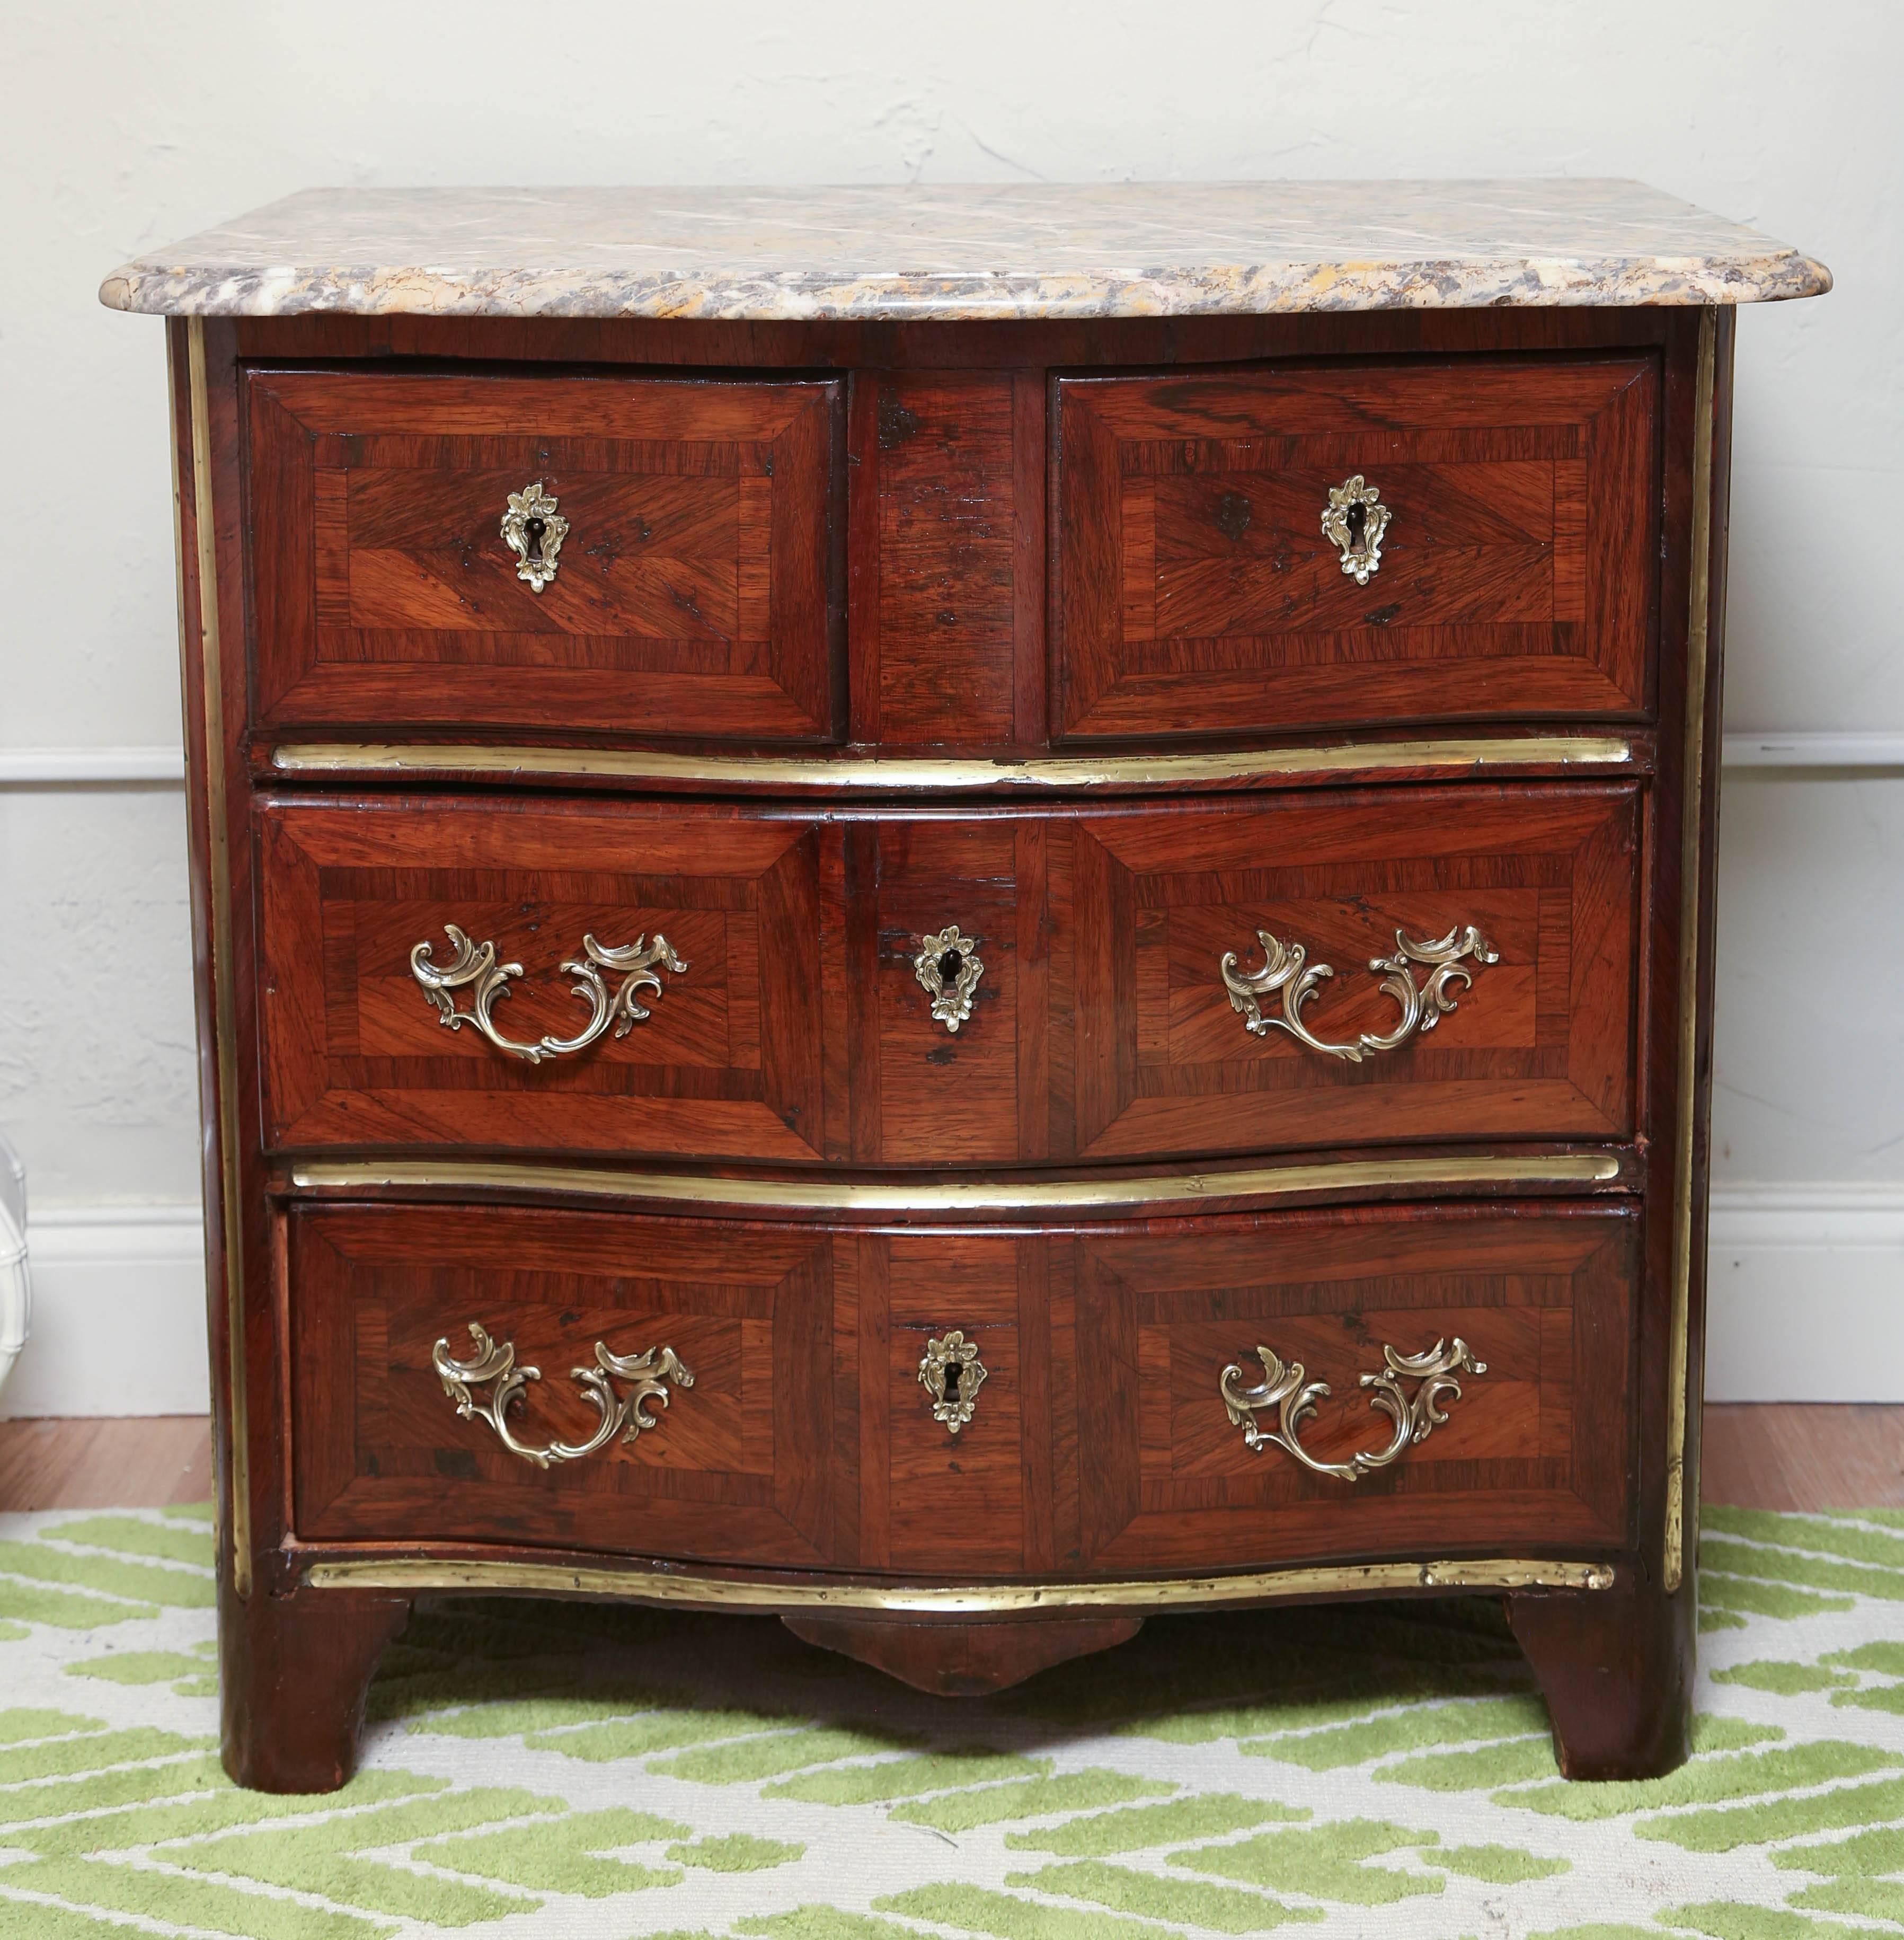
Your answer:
256,797 -> 827,1162
290,1203 -> 841,1565
246,369 -> 843,740
1061,784 -> 1637,1160
257,787 -> 1635,1167
1066,1202 -> 1636,1572
1053,356 -> 1657,740
287,1197 -> 1630,1580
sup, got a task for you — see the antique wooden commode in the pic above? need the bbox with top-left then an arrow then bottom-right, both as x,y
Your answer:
101,182 -> 1829,1791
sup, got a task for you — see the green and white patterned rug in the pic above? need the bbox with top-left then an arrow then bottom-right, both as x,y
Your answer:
4,1505 -> 1904,1938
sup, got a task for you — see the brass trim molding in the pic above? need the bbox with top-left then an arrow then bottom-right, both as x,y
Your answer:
304,1553 -> 1615,1611
269,734 -> 1636,793
289,1152 -> 1623,1215
1220,1336 -> 1485,1479
188,319 -> 251,1598
1664,307 -> 1720,1595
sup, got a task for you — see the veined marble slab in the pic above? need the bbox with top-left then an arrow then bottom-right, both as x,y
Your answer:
99,181 -> 1830,322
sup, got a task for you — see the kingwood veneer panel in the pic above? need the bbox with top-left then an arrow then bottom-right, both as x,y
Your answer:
256,797 -> 828,1163
1055,357 -> 1658,740
246,369 -> 845,741
291,1202 -> 839,1564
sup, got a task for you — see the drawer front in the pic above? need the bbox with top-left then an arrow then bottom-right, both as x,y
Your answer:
290,1198 -> 1627,1579
1063,785 -> 1637,1159
1054,357 -> 1657,740
247,369 -> 843,740
260,787 -> 1633,1167
1067,1203 -> 1636,1572
291,1203 -> 840,1564
258,798 -> 826,1162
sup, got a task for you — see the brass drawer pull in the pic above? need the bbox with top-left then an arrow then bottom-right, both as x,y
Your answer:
914,924 -> 984,1033
501,480 -> 569,592
918,1330 -> 988,1434
433,1321 -> 693,1470
1221,923 -> 1495,1062
1321,473 -> 1391,585
411,924 -> 686,1064
1220,1336 -> 1485,1481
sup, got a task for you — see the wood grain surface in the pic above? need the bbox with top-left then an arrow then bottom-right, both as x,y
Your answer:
255,785 -> 1638,1166
269,1196 -> 1640,1581
1054,357 -> 1658,740
247,369 -> 845,741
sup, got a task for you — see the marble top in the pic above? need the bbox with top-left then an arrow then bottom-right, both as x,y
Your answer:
98,181 -> 1830,322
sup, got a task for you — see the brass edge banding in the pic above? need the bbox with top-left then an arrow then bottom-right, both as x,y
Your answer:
270,735 -> 1635,791
304,1555 -> 1615,1611
289,1153 -> 1622,1213
1664,308 -> 1719,1594
188,319 -> 250,1598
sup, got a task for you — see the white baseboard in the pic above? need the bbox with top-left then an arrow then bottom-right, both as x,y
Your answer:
0,746 -> 185,783
1706,1185 -> 1904,1401
0,1188 -> 1897,1415
0,1205 -> 209,1419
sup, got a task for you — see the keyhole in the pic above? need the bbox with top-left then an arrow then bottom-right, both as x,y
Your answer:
942,1362 -> 962,1403
523,516 -> 547,562
1345,501 -> 1367,548
939,949 -> 963,983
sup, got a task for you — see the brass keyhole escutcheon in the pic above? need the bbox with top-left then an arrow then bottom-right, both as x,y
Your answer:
1321,474 -> 1392,586
919,1331 -> 987,1435
915,925 -> 984,1034
501,481 -> 570,593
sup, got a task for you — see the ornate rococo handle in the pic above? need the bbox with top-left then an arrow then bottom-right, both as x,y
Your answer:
1220,924 -> 1496,1063
411,924 -> 687,1064
432,1322 -> 693,1470
1219,1337 -> 1485,1482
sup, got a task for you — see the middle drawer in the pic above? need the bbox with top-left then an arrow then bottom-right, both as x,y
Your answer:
257,785 -> 1637,1164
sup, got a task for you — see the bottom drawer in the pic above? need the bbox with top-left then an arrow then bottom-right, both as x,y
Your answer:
289,1196 -> 1636,1576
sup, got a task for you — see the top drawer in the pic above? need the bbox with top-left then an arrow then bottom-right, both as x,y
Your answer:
1053,357 -> 1657,741
245,369 -> 843,741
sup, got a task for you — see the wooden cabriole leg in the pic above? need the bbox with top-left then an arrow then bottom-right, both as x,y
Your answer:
1507,1573 -> 1695,1780
219,1581 -> 411,1793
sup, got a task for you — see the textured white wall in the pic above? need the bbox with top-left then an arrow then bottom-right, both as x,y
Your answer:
1,0 -> 1897,1404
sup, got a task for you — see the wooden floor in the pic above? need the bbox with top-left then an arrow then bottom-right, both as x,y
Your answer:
0,1415 -> 215,1511
1,1406 -> 1900,1514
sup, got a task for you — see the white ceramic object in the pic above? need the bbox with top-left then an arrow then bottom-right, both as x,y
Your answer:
0,1134 -> 28,1399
